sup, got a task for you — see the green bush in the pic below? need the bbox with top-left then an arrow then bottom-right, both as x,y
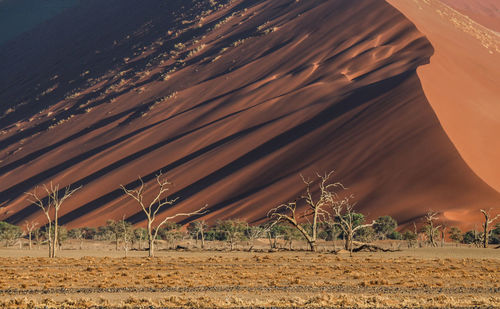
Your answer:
0,222 -> 22,246
448,227 -> 463,244
355,226 -> 375,242
402,230 -> 417,241
490,224 -> 500,245
462,231 -> 481,245
387,230 -> 402,240
373,216 -> 397,239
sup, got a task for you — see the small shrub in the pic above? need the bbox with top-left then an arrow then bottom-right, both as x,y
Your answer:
387,231 -> 402,240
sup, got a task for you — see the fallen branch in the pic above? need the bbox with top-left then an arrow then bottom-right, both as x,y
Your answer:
352,244 -> 401,253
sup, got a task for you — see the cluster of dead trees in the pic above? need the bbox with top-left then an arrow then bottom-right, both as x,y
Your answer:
266,172 -> 500,253
405,210 -> 500,249
19,172 -> 206,258
268,172 -> 382,255
1,171 -> 497,258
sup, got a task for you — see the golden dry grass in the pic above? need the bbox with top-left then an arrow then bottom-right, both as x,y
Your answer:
0,248 -> 498,308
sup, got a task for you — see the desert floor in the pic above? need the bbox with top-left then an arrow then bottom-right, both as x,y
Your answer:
0,243 -> 498,308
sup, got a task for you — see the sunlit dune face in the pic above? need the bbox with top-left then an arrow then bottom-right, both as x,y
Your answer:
441,209 -> 480,227
440,0 -> 500,32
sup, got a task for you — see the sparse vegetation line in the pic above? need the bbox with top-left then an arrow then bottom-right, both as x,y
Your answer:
0,172 -> 497,255
0,285 -> 496,296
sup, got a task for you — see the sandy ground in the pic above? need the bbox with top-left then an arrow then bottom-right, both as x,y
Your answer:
0,246 -> 498,308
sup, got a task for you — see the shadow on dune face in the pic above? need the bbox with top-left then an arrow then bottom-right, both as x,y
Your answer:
0,0 -> 78,46
0,0 -> 234,126
0,0 -> 498,228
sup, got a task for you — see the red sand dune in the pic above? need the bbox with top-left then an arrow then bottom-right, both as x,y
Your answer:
0,0 -> 498,229
387,0 -> 500,224
440,0 -> 500,32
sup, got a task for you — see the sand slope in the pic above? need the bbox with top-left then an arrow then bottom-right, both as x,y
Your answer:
0,0 -> 498,228
387,0 -> 500,224
440,0 -> 500,32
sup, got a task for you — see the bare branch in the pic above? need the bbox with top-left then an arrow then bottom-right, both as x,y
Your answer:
152,204 -> 209,242
152,196 -> 179,220
121,173 -> 209,257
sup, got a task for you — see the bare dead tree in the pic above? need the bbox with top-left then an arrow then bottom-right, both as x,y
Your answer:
472,224 -> 481,248
330,198 -> 375,256
424,211 -> 441,247
24,220 -> 39,250
265,223 -> 279,250
106,220 -> 120,251
189,221 -> 208,249
246,225 -> 266,251
412,222 -> 420,248
71,228 -> 84,250
268,171 -> 343,252
34,227 -> 41,250
134,228 -> 147,250
121,215 -> 131,257
268,202 -> 313,250
121,173 -> 208,257
26,190 -> 53,256
441,226 -> 447,248
480,209 -> 500,248
25,183 -> 81,258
